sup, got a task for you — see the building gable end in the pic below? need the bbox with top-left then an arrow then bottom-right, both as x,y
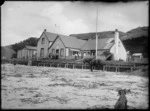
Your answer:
58,36 -> 67,48
38,31 -> 49,45
48,36 -> 59,50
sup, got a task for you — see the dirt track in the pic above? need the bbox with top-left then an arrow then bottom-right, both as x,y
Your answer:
1,64 -> 148,109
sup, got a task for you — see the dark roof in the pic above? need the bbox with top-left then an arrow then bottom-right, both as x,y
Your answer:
42,30 -> 86,49
25,46 -> 37,50
44,32 -> 58,42
58,35 -> 86,49
81,38 -> 114,51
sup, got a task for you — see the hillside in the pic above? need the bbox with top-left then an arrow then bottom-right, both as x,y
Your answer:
122,26 -> 148,57
70,26 -> 148,41
122,36 -> 148,57
121,26 -> 148,40
70,31 -> 127,40
1,46 -> 16,59
11,37 -> 39,52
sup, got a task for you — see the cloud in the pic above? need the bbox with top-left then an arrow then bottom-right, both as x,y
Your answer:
1,1 -> 148,46
40,3 -> 90,35
42,3 -> 64,16
1,30 -> 25,46
62,19 -> 90,35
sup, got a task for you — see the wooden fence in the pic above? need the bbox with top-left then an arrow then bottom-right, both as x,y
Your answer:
37,62 -> 91,70
2,59 -> 148,72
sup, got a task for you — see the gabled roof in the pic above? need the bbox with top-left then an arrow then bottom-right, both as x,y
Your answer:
44,32 -> 58,42
58,34 -> 86,49
38,30 -> 58,43
25,46 -> 37,50
40,30 -> 86,49
132,53 -> 143,56
81,38 -> 114,51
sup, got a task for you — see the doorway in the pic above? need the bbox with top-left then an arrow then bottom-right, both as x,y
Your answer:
56,49 -> 59,59
91,50 -> 95,56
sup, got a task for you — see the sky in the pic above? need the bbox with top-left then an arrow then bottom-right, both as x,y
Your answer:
1,1 -> 149,46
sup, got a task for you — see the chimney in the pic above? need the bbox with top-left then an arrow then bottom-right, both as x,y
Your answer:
114,29 -> 119,60
44,29 -> 46,32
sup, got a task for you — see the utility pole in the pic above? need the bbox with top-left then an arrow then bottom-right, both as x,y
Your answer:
96,7 -> 98,59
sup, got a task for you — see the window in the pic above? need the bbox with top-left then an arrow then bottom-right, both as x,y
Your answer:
118,41 -> 121,47
73,51 -> 78,55
40,48 -> 44,57
60,48 -> 64,57
33,50 -> 36,55
66,48 -> 69,56
41,38 -> 45,44
52,49 -> 55,54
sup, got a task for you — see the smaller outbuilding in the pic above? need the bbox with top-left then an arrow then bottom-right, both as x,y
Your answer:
132,53 -> 143,62
17,45 -> 37,59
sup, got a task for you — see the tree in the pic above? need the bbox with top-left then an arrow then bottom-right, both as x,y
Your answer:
11,37 -> 39,52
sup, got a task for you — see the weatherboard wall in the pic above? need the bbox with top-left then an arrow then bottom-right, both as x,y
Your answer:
37,32 -> 49,58
48,37 -> 66,59
110,39 -> 127,61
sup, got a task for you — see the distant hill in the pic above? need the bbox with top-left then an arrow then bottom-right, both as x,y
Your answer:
1,46 -> 16,59
122,26 -> 148,57
123,36 -> 148,56
121,26 -> 148,40
70,31 -> 127,40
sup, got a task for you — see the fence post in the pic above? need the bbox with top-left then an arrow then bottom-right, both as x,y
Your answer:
65,63 -> 67,68
28,59 -> 32,66
103,65 -> 105,71
115,66 -> 118,72
131,67 -> 133,72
